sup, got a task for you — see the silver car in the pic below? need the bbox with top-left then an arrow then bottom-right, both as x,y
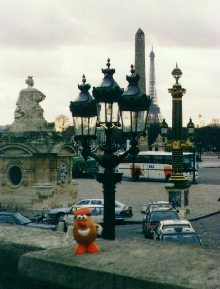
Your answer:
63,206 -> 125,227
73,199 -> 133,218
153,219 -> 193,240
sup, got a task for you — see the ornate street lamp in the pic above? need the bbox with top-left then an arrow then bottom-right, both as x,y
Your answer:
166,64 -> 190,219
187,118 -> 197,184
160,118 -> 168,144
187,117 -> 195,139
119,64 -> 151,180
70,59 -> 151,240
168,64 -> 186,181
70,75 -> 97,160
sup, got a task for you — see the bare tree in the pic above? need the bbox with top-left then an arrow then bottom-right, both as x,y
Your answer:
55,115 -> 71,132
210,118 -> 220,127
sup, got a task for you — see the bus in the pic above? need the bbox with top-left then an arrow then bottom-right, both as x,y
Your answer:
117,151 -> 198,182
72,157 -> 99,178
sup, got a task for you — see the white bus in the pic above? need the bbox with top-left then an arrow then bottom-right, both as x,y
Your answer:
117,151 -> 199,182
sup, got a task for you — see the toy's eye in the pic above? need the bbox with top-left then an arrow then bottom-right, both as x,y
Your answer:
76,215 -> 88,220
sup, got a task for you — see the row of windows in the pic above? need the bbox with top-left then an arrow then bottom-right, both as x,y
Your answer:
123,154 -> 192,165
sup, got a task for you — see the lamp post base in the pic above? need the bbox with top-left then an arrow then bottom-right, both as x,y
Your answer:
96,172 -> 123,240
165,178 -> 191,219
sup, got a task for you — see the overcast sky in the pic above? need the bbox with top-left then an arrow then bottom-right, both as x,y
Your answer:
0,0 -> 219,127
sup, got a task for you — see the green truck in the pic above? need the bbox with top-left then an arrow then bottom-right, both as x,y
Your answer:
72,157 -> 99,178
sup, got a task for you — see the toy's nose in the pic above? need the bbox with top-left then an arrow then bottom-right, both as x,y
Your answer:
78,220 -> 87,228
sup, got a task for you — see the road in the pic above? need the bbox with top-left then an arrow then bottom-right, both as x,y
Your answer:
114,213 -> 220,249
198,168 -> 220,185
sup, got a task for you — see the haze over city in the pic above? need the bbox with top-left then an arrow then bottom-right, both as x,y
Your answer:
0,0 -> 219,127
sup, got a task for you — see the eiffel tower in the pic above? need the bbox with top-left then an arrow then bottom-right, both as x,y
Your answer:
148,47 -> 162,123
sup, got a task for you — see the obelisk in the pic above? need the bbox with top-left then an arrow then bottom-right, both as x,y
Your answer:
135,28 -> 148,150
135,28 -> 146,93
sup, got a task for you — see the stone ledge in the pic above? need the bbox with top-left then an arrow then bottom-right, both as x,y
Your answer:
1,226 -> 220,289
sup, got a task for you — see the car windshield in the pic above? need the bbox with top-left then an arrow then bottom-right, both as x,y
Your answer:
76,200 -> 90,206
162,224 -> 190,230
162,233 -> 201,245
14,213 -> 31,225
150,211 -> 178,222
149,204 -> 171,210
91,207 -> 103,216
115,201 -> 125,208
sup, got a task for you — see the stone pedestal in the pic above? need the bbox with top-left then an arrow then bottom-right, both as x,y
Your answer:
166,180 -> 191,219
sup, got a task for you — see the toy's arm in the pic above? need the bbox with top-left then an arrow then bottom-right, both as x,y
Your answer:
96,224 -> 103,236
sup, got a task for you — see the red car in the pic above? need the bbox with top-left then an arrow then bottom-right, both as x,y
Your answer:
143,207 -> 179,239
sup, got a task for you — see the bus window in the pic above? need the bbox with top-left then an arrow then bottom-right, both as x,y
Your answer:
183,155 -> 191,170
123,155 -> 133,163
163,155 -> 172,165
148,155 -> 155,163
154,156 -> 163,164
138,155 -> 150,163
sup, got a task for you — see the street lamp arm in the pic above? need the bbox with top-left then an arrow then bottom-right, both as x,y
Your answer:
117,149 -> 130,163
88,152 -> 101,164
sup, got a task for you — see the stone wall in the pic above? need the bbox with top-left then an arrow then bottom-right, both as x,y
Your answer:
0,142 -> 78,211
1,226 -> 219,289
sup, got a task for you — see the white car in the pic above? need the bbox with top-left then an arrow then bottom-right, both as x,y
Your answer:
73,199 -> 133,218
153,219 -> 193,240
63,206 -> 125,227
157,227 -> 202,246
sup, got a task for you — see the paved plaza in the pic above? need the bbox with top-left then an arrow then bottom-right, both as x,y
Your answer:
75,155 -> 220,222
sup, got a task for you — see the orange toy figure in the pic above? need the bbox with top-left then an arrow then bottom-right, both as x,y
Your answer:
73,207 -> 101,254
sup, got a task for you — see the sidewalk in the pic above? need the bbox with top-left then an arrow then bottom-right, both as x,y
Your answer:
198,155 -> 220,168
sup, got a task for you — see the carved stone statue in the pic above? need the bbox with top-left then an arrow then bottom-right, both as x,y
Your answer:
10,77 -> 54,132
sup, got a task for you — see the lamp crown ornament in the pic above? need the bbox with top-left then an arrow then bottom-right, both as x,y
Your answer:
92,59 -> 123,104
78,74 -> 91,93
101,58 -> 115,76
172,63 -> 182,84
125,64 -> 140,86
70,75 -> 97,118
187,117 -> 194,127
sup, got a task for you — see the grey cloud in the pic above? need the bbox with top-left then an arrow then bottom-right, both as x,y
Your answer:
0,0 -> 88,49
0,0 -> 219,50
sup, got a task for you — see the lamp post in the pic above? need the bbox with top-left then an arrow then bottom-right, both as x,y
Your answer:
166,64 -> 191,219
187,118 -> 197,184
70,60 -> 151,240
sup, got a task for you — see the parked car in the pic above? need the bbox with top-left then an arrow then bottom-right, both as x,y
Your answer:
143,207 -> 179,238
142,201 -> 173,214
0,212 -> 56,230
72,199 -> 133,219
63,206 -> 125,228
157,227 -> 202,246
47,206 -> 72,224
153,219 -> 193,240
47,198 -> 132,224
